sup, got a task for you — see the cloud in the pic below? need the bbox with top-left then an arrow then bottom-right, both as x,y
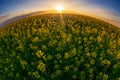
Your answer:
96,8 -> 120,27
0,15 -> 9,19
97,8 -> 120,17
105,19 -> 120,28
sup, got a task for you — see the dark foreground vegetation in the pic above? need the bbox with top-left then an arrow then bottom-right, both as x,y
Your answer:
0,14 -> 120,80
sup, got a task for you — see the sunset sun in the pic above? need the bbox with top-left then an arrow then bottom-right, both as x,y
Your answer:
55,5 -> 64,12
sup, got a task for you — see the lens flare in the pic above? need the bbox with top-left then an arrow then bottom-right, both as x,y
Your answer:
55,5 -> 64,12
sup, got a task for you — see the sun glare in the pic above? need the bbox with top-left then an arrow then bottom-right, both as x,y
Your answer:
55,5 -> 64,12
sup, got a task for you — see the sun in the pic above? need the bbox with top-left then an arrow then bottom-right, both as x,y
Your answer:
55,5 -> 64,12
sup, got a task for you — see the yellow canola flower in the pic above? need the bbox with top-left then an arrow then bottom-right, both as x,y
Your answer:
51,74 -> 56,79
117,77 -> 120,80
32,37 -> 39,42
32,71 -> 40,79
66,34 -> 72,42
118,38 -> 120,45
37,60 -> 46,72
89,68 -> 94,74
90,59 -> 95,65
75,60 -> 80,66
117,53 -> 120,59
73,67 -> 78,72
97,36 -> 102,42
55,70 -> 61,75
56,54 -> 61,59
85,64 -> 90,68
113,64 -> 118,69
64,66 -> 70,72
36,50 -> 44,58
102,74 -> 108,80
72,48 -> 77,56
101,59 -> 111,67
20,60 -> 27,70
70,64 -> 74,68
43,55 -> 47,61
47,55 -> 52,60
54,65 -> 59,69
41,45 -> 47,50
86,52 -> 90,57
91,52 -> 97,58
64,52 -> 70,59
72,75 -> 77,79
61,32 -> 67,39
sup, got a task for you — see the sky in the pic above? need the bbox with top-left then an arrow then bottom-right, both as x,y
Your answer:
0,0 -> 120,27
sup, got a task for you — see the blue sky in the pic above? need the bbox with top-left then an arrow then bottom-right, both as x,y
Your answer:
85,0 -> 120,15
0,0 -> 120,15
0,0 -> 120,27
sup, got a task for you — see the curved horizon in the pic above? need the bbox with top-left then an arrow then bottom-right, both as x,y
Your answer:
0,0 -> 120,27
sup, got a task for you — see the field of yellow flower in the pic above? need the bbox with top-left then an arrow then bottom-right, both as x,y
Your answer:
0,14 -> 120,80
